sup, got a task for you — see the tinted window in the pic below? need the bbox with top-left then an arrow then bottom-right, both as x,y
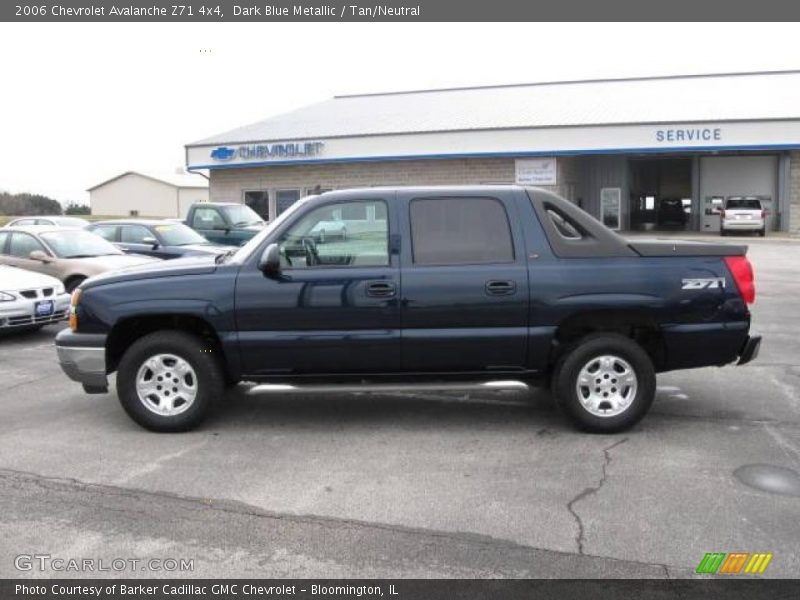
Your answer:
223,204 -> 263,226
120,225 -> 153,244
0,231 -> 9,252
276,190 -> 301,216
92,225 -> 118,241
726,198 -> 761,210
278,200 -> 389,269
11,218 -> 37,226
547,209 -> 582,240
9,233 -> 46,258
410,197 -> 514,265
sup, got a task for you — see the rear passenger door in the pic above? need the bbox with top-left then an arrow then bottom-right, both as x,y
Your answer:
398,191 -> 529,373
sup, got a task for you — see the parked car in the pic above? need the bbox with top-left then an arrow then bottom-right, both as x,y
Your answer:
721,197 -> 766,237
656,198 -> 688,227
56,186 -> 759,433
183,203 -> 265,246
0,265 -> 70,333
4,216 -> 89,228
0,227 -> 159,292
87,220 -> 229,260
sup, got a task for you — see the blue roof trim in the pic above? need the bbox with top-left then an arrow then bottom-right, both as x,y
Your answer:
188,143 -> 800,170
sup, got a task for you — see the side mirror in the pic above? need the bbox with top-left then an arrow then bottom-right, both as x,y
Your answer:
29,250 -> 52,263
142,236 -> 158,247
258,243 -> 281,276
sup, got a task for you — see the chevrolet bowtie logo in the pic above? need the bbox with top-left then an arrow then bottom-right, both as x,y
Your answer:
696,552 -> 773,574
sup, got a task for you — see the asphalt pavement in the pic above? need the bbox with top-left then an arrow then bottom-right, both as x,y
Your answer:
0,236 -> 798,578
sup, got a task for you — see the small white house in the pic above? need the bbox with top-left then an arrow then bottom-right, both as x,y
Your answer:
88,171 -> 209,218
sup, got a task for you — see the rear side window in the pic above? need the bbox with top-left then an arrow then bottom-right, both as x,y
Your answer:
120,225 -> 152,244
92,225 -> 118,241
410,197 -> 514,265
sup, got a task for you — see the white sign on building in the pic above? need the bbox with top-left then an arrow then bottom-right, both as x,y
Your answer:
515,158 -> 557,186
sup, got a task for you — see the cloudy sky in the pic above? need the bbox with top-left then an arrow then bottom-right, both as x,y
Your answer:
1,22 -> 798,204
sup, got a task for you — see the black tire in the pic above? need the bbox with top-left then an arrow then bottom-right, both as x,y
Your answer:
116,330 -> 223,432
759,228 -> 766,237
65,276 -> 86,293
553,333 -> 656,433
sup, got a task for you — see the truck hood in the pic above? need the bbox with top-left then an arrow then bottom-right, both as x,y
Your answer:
81,255 -> 219,289
627,239 -> 747,257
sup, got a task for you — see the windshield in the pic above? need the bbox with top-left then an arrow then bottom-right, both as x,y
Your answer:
153,222 -> 208,246
226,195 -> 315,264
223,204 -> 264,226
53,217 -> 89,228
726,198 -> 761,210
40,230 -> 123,258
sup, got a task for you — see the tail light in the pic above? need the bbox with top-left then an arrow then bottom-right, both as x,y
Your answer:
724,256 -> 755,304
719,209 -> 726,219
761,209 -> 766,219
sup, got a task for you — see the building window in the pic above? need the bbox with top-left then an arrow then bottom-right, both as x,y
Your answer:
244,190 -> 270,221
410,197 -> 514,266
276,190 -> 301,216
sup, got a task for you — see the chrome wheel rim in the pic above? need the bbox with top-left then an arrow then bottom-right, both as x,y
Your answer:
135,353 -> 197,416
575,354 -> 637,417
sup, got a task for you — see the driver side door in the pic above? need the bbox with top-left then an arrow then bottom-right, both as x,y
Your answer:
234,193 -> 401,377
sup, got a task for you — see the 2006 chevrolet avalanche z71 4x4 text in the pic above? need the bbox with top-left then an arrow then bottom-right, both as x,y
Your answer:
55,186 -> 761,433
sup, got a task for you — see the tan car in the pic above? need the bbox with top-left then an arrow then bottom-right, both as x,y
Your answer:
0,226 -> 160,292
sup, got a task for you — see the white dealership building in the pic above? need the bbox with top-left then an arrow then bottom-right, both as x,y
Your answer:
186,70 -> 800,235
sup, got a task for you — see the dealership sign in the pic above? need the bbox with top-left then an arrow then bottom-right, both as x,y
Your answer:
187,120 -> 800,170
210,141 -> 324,162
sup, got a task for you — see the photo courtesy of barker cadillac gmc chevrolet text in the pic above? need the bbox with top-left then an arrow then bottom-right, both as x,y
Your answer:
55,186 -> 760,433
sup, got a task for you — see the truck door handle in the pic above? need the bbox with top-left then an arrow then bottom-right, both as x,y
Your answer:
485,280 -> 516,295
366,281 -> 396,298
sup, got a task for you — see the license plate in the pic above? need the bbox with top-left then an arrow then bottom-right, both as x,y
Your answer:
35,300 -> 54,317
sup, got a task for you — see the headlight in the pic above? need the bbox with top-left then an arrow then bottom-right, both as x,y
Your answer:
0,291 -> 15,302
55,283 -> 65,295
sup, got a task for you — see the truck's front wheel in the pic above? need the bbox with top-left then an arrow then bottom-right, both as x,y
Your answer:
116,331 -> 223,432
554,334 -> 656,433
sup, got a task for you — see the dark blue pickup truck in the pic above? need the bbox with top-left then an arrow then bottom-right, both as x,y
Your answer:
55,186 -> 760,433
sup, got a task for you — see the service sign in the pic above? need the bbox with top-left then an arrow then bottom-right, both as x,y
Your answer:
515,158 -> 557,186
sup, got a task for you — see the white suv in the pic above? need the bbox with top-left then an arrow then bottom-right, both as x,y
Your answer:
720,197 -> 766,237
0,265 -> 70,333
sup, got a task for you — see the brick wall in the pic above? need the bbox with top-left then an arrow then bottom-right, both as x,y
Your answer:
209,156 -> 580,215
791,151 -> 800,236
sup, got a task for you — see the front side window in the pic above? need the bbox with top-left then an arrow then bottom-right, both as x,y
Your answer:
120,225 -> 153,244
192,207 -> 225,230
9,233 -> 46,258
277,200 -> 389,269
410,197 -> 514,265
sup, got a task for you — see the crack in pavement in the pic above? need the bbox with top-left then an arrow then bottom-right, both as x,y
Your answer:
566,438 -> 629,555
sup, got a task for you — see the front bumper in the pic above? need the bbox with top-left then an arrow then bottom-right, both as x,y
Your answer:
0,293 -> 69,329
737,334 -> 761,366
55,330 -> 108,393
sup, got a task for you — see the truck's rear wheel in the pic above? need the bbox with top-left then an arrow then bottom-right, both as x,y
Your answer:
116,331 -> 223,432
553,334 -> 655,433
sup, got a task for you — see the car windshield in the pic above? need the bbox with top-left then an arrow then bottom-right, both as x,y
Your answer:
726,199 -> 761,210
224,195 -> 315,264
53,217 -> 89,227
153,222 -> 208,245
40,230 -> 123,258
223,204 -> 264,226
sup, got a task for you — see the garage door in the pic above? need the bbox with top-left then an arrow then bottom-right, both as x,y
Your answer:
699,156 -> 778,232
